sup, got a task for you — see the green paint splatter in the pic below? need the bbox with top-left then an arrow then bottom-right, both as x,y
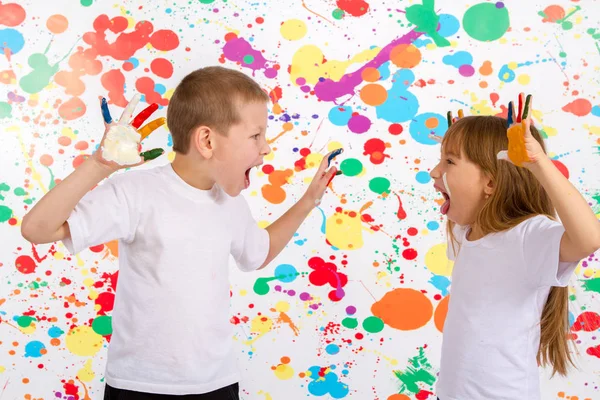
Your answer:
393,347 -> 436,394
17,315 -> 36,328
582,278 -> 600,294
369,177 -> 391,194
199,0 -> 216,3
0,102 -> 12,119
243,55 -> 254,64
405,0 -> 450,47
569,294 -> 576,301
0,205 -> 13,223
342,317 -> 358,329
332,8 -> 345,20
253,277 -> 277,295
80,0 -> 93,6
0,183 -> 9,200
14,187 -> 27,196
591,194 -> 600,215
362,316 -> 384,333
92,315 -> 113,336
463,2 -> 510,42
340,158 -> 363,177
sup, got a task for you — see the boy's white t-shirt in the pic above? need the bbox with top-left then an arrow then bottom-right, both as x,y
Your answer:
437,215 -> 578,400
62,164 -> 270,395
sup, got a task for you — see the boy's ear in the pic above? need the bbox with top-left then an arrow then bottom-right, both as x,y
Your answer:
192,126 -> 214,159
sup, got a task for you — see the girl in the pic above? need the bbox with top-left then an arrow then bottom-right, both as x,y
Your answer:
430,97 -> 600,400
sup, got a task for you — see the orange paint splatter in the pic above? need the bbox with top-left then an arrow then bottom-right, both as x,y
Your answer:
361,67 -> 380,82
261,169 -> 293,204
47,14 -> 69,34
371,288 -> 433,330
479,60 -> 493,76
434,295 -> 449,332
58,97 -> 86,120
390,44 -> 421,69
562,98 -> 592,116
360,83 -> 387,106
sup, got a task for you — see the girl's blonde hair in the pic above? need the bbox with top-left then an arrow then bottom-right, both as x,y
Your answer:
443,115 -> 574,376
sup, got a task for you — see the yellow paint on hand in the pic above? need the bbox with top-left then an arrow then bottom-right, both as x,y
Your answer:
66,326 -> 104,357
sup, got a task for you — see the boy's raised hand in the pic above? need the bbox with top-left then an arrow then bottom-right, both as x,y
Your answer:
302,149 -> 342,207
93,94 -> 166,171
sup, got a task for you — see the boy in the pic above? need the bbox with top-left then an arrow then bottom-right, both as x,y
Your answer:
21,66 -> 339,399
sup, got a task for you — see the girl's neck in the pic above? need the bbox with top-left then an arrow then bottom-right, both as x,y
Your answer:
466,223 -> 486,241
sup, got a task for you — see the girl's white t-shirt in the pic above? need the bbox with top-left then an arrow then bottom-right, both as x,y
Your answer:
437,215 -> 578,400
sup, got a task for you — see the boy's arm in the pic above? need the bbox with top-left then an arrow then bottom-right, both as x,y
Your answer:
21,95 -> 164,245
529,156 -> 600,262
21,158 -> 115,244
258,152 -> 338,270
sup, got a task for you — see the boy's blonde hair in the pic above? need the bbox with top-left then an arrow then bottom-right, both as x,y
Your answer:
166,66 -> 269,154
443,115 -> 574,377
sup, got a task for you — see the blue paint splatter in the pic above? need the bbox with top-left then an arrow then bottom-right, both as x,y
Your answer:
307,365 -> 349,399
591,105 -> 600,117
427,221 -> 440,231
409,112 -> 447,145
376,69 -> 419,123
328,106 -> 353,126
442,51 -> 473,68
317,206 -> 326,234
0,29 -> 25,55
415,171 -> 431,184
429,275 -> 451,296
275,264 -> 297,283
325,344 -> 340,355
25,340 -> 45,358
154,83 -> 166,95
377,61 -> 391,81
48,326 -> 64,338
438,14 -> 460,37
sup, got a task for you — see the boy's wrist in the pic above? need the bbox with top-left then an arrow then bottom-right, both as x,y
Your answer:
297,194 -> 316,213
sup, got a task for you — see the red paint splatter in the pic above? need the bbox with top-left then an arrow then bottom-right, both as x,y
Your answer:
136,76 -> 169,106
571,311 -> 600,332
58,97 -> 87,121
95,292 -> 115,315
269,86 -> 283,104
15,255 -> 37,274
490,93 -> 499,107
551,159 -> 569,179
294,148 -> 311,171
101,69 -> 127,107
416,390 -> 435,399
89,244 -> 104,253
394,193 -> 407,220
363,138 -> 390,165
0,3 -> 26,27
402,248 -> 418,261
308,256 -> 348,302
336,0 -> 370,17
150,58 -> 173,79
149,30 -> 180,51
84,16 -> 152,61
388,123 -> 403,135
55,47 -> 102,96
587,345 -> 600,359
562,98 -> 592,116
61,380 -> 80,400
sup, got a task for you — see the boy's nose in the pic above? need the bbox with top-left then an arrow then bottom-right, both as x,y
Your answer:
430,164 -> 441,179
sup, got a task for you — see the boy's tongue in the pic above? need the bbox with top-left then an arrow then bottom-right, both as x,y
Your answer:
441,195 -> 450,215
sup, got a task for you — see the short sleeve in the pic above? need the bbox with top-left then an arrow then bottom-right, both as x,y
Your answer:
522,215 -> 578,287
446,223 -> 467,261
62,174 -> 136,255
230,196 -> 270,272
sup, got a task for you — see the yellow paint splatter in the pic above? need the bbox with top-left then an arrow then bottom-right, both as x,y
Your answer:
280,19 -> 307,41
517,74 -> 530,85
257,391 -> 273,400
66,326 -> 104,357
77,359 -> 95,382
424,243 -> 453,276
290,45 -> 380,85
584,124 -> 600,135
275,301 -> 290,313
245,316 -> 273,345
325,209 -> 366,250
19,321 -> 37,335
274,363 -> 295,380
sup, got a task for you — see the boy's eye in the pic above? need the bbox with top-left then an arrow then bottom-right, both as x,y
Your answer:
445,159 -> 454,165
253,134 -> 260,139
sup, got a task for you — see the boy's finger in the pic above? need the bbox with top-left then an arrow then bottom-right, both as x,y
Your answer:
327,148 -> 344,167
325,166 -> 337,186
507,101 -> 514,126
516,92 -> 524,123
101,97 -> 112,124
522,94 -> 533,121
138,117 -> 167,140
132,103 -> 159,129
140,148 -> 165,162
119,94 -> 141,124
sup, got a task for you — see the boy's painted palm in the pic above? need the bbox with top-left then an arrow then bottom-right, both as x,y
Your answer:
497,93 -> 545,168
95,94 -> 166,170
